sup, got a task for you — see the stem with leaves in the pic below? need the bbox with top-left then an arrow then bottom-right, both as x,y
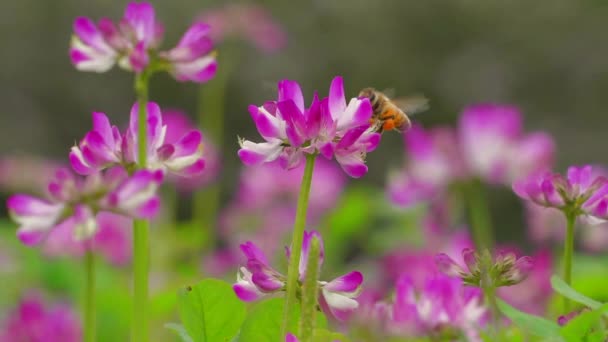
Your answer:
281,154 -> 317,336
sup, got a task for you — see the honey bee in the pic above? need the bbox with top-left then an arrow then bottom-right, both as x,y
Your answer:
358,88 -> 428,133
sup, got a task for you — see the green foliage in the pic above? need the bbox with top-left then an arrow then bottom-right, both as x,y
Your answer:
238,298 -> 297,342
496,299 -> 562,339
177,279 -> 246,342
313,329 -> 350,341
237,297 -> 328,342
559,304 -> 608,341
165,323 -> 194,342
551,275 -> 604,310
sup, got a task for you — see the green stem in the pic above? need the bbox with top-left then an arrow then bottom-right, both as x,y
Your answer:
563,211 -> 576,311
300,237 -> 321,341
132,72 -> 150,342
484,286 -> 501,340
281,154 -> 317,336
467,179 -> 494,251
84,250 -> 96,342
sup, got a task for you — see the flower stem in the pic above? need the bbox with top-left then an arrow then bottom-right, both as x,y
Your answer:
84,250 -> 96,342
562,211 -> 576,311
484,286 -> 501,340
467,179 -> 494,251
282,154 -> 317,336
132,72 -> 150,342
300,236 -> 321,341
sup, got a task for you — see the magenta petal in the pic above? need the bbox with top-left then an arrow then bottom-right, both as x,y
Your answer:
254,109 -> 281,139
341,161 -> 368,179
17,229 -> 46,246
176,159 -> 205,177
123,1 -> 157,44
278,80 -> 305,112
69,149 -> 94,175
336,126 -> 366,149
435,253 -> 465,277
285,333 -> 299,342
173,131 -> 202,157
251,272 -> 283,292
129,41 -> 149,73
328,76 -> 346,116
134,196 -> 161,219
324,271 -> 363,293
156,144 -> 175,161
240,241 -> 269,264
73,17 -> 100,46
298,230 -> 325,279
277,100 -> 306,146
233,284 -> 260,302
238,149 -> 266,166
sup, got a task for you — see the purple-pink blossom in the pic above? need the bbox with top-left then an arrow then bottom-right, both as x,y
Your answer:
435,248 -> 534,287
388,274 -> 486,341
513,165 -> 608,220
232,230 -> 363,321
161,109 -> 220,191
69,102 -> 206,178
43,212 -> 132,266
459,104 -> 554,184
218,159 -> 344,260
6,167 -> 161,246
388,104 -> 555,207
70,1 -> 217,83
238,76 -> 381,178
0,293 -> 81,342
198,4 -> 287,53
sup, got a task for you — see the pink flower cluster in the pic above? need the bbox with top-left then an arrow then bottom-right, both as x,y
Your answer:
0,293 -> 81,342
216,159 -> 344,261
513,165 -> 608,220
389,104 -> 554,206
7,167 -> 161,246
70,1 -> 217,83
233,231 -> 363,321
238,76 -> 381,178
70,102 -> 206,178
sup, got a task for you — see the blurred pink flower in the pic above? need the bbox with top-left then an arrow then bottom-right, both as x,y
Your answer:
526,202 -> 608,253
0,157 -> 62,195
219,158 -> 345,259
238,77 -> 380,178
498,249 -> 553,315
198,4 -> 287,53
7,167 -> 161,246
387,274 -> 486,341
161,109 -> 220,191
459,104 -> 554,184
70,2 -> 217,82
388,104 -> 555,207
43,212 -> 132,266
388,125 -> 465,206
0,293 -> 81,342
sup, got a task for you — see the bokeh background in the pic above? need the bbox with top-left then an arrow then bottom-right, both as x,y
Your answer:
2,0 -> 608,340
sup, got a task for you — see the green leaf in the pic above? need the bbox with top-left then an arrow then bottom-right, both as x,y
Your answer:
313,329 -> 350,341
496,299 -> 562,339
177,279 -> 246,342
560,304 -> 608,342
551,275 -> 603,309
165,323 -> 194,342
239,298 -> 299,341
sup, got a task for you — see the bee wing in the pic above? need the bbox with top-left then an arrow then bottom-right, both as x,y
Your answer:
392,95 -> 429,115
